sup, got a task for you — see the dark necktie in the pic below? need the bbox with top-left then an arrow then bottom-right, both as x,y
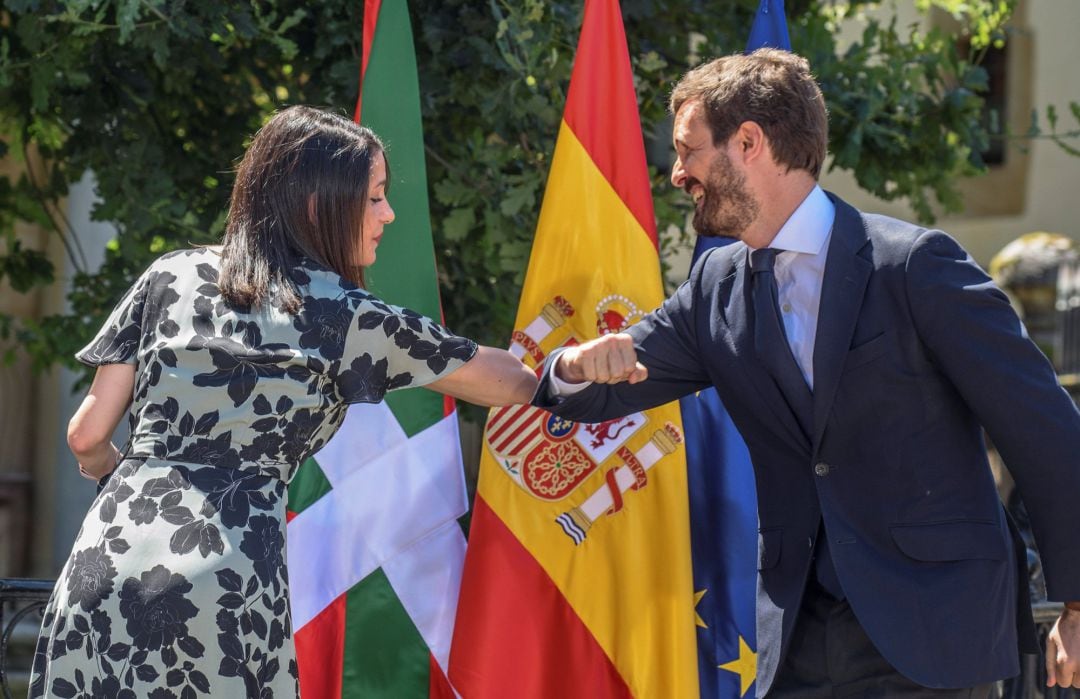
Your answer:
750,248 -> 813,437
750,248 -> 844,599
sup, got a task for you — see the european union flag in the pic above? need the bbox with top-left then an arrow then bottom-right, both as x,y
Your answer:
745,0 -> 792,53
683,2 -> 790,696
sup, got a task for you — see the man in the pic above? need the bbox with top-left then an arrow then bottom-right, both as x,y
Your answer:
534,49 -> 1080,697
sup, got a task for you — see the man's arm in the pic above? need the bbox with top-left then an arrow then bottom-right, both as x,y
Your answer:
906,230 -> 1080,595
906,230 -> 1080,688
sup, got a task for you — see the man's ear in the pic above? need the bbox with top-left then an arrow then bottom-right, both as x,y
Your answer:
734,120 -> 768,164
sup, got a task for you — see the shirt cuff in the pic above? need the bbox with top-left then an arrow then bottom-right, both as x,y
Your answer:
548,370 -> 593,397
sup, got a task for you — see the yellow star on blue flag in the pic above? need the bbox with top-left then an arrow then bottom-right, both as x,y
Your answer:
719,635 -> 757,698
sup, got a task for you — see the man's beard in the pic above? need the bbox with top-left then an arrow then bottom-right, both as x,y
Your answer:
690,152 -> 759,239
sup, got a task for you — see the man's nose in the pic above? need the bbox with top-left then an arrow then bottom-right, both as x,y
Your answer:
670,158 -> 686,188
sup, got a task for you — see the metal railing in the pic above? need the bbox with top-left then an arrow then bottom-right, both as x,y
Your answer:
1,577 -> 1076,698
0,578 -> 51,699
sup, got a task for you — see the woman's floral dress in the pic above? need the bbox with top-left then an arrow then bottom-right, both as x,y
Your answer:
28,248 -> 477,698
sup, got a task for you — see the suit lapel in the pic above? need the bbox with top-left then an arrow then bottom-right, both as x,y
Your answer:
811,196 -> 872,450
726,248 -> 812,453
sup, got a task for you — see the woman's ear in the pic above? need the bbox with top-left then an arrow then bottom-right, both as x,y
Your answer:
307,193 -> 317,225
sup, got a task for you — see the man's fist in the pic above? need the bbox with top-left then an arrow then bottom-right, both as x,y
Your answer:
554,333 -> 648,385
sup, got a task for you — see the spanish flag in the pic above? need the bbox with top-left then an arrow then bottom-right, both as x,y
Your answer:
449,1 -> 697,696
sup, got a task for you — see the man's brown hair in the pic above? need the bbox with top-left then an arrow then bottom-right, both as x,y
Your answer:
669,48 -> 828,179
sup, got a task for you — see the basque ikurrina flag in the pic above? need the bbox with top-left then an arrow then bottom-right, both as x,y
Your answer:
685,2 -> 791,696
449,1 -> 697,696
286,1 -> 463,697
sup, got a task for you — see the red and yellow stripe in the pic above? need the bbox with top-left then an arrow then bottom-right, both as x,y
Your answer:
450,1 -> 697,696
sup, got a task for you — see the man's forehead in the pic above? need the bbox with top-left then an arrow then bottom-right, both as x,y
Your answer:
673,100 -> 707,140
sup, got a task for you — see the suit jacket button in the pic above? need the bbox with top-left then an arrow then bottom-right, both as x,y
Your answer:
814,462 -> 830,477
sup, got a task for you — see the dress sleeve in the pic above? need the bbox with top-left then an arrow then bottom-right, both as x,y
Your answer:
335,297 -> 478,404
75,270 -> 148,367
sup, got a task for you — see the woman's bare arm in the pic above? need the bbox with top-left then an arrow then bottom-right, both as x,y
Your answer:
67,363 -> 135,479
427,346 -> 536,407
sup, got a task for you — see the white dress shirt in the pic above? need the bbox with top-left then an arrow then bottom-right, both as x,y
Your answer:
550,185 -> 836,395
751,185 -> 835,389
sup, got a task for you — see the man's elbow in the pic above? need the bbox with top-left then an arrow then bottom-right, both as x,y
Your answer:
545,393 -> 618,423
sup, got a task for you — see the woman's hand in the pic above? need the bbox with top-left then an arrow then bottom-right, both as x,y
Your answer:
77,443 -> 122,481
428,346 -> 537,407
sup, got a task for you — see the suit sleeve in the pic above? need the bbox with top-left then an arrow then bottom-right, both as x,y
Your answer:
532,254 -> 714,422
906,230 -> 1080,601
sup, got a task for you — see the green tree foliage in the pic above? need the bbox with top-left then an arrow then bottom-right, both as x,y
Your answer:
1,0 -> 1075,378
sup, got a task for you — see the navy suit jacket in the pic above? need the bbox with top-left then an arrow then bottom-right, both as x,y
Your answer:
534,194 -> 1080,693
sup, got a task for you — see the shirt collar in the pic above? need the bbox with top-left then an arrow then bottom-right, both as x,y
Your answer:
768,185 -> 835,256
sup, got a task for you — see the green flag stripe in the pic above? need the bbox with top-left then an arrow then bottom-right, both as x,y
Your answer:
342,567 -> 431,698
361,0 -> 439,318
362,0 -> 447,438
287,456 -> 333,515
383,388 -> 444,438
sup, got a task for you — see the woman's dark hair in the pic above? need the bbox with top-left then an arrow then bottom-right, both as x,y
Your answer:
220,105 -> 389,313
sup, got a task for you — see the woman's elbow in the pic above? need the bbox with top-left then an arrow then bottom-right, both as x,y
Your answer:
67,419 -> 107,460
481,363 -> 538,407
509,365 -> 539,405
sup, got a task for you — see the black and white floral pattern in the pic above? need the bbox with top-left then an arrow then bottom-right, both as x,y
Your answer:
30,248 -> 477,697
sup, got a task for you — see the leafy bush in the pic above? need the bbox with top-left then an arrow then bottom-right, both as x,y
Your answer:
1,0 -> 1073,378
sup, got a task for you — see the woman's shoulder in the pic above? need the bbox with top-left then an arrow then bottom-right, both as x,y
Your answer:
293,271 -> 420,328
144,246 -> 221,276
293,258 -> 375,305
113,248 -> 218,297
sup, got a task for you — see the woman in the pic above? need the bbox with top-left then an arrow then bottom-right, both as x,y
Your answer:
29,106 -> 536,698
